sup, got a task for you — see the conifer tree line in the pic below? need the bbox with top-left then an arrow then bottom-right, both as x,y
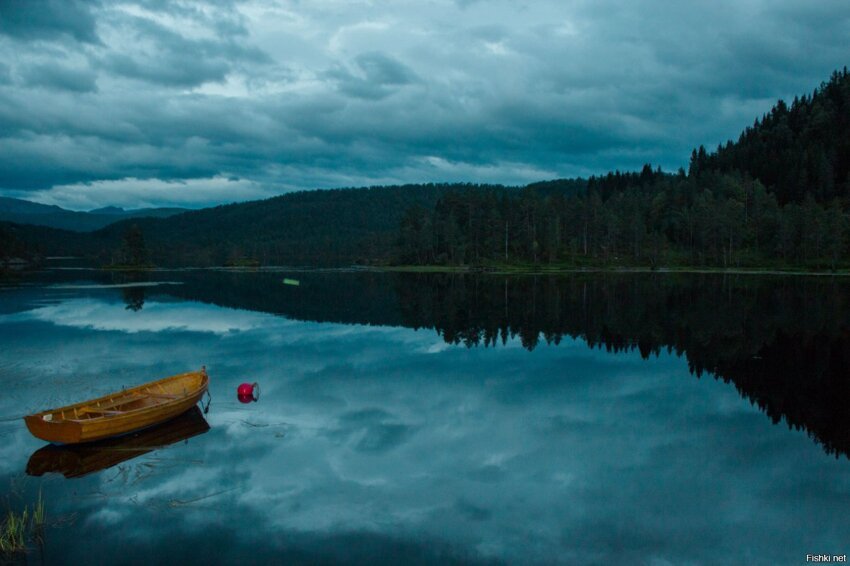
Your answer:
396,68 -> 850,269
5,69 -> 850,269
0,224 -> 31,265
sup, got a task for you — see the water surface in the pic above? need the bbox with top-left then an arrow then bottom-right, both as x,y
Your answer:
0,269 -> 848,564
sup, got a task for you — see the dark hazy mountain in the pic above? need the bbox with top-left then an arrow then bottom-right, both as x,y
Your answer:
1,184 -> 512,266
99,184 -> 508,266
0,197 -> 187,232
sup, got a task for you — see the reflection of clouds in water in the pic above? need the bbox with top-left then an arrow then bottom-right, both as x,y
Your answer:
47,282 -> 184,290
86,507 -> 126,527
1,296 -> 423,344
191,344 -> 841,563
1,290 -> 849,563
3,299 -> 283,334
422,341 -> 452,354
0,426 -> 33,476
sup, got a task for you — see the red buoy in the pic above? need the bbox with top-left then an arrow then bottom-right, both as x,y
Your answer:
237,382 -> 260,403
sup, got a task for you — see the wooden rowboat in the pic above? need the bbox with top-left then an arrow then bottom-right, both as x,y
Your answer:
23,368 -> 209,444
26,406 -> 210,478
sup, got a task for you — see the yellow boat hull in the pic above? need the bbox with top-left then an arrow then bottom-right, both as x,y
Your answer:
24,368 -> 209,444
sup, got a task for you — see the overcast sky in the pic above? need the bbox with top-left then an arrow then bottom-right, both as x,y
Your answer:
0,0 -> 847,210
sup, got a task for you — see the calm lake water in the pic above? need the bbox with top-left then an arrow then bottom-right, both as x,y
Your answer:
1,268 -> 849,565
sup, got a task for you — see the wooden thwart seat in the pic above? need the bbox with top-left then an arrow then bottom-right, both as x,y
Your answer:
145,392 -> 179,399
94,394 -> 148,410
76,394 -> 150,418
78,407 -> 125,416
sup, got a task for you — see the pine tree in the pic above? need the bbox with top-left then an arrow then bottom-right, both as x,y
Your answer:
121,224 -> 148,267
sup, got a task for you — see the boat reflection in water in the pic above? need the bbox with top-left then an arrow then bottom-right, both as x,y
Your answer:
26,406 -> 210,479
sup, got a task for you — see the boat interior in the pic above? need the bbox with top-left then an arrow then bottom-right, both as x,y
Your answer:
40,371 -> 206,423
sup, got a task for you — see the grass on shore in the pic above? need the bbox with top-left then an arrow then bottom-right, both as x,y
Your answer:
0,508 -> 27,553
0,490 -> 46,555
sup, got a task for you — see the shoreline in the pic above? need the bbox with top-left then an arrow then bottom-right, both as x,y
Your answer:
378,265 -> 850,276
14,261 -> 850,277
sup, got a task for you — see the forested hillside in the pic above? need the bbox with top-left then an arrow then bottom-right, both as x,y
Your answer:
9,184 -> 502,266
122,184 -> 505,266
694,68 -> 850,204
395,69 -> 850,269
0,223 -> 34,266
6,68 -> 849,269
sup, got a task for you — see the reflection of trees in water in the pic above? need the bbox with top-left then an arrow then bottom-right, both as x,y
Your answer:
394,273 -> 850,458
107,270 -> 148,311
122,287 -> 145,311
152,270 -> 850,458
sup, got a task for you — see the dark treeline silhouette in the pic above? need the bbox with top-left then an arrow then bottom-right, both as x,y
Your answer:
697,67 -> 850,204
0,223 -> 32,263
4,68 -> 848,270
8,69 -> 849,269
51,269 -> 849,458
1,221 -> 99,263
7,184 -> 506,267
112,224 -> 149,267
396,69 -> 850,269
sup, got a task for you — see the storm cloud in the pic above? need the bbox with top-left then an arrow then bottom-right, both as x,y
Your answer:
0,0 -> 847,208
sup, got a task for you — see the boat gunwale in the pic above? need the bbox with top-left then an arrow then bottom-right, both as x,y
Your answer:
25,369 -> 208,422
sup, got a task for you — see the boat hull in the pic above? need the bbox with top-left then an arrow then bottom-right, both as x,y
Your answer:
23,369 -> 208,444
26,406 -> 210,478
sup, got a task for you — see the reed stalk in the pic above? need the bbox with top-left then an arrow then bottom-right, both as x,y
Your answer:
0,509 -> 27,553
0,491 -> 47,555
33,490 -> 45,528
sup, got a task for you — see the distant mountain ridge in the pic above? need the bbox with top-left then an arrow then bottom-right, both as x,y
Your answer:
0,183 -> 514,265
0,197 -> 187,232
90,206 -> 137,215
97,184 -> 504,266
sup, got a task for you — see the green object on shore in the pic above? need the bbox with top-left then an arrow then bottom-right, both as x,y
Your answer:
283,278 -> 300,286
